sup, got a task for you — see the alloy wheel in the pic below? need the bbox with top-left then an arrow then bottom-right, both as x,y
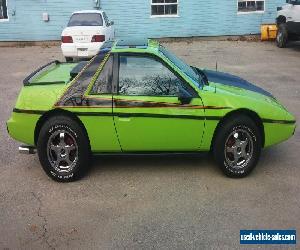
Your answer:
224,128 -> 254,170
47,130 -> 78,173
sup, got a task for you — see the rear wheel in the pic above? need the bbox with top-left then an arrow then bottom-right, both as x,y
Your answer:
213,115 -> 261,177
276,23 -> 288,48
37,116 -> 90,182
65,57 -> 73,62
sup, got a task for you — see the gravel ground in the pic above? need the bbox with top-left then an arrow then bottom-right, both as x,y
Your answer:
0,40 -> 299,250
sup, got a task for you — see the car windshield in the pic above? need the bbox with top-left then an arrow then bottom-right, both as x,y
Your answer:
159,46 -> 202,86
68,13 -> 103,27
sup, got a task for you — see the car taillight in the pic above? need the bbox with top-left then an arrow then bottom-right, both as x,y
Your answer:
61,36 -> 73,43
91,35 -> 105,42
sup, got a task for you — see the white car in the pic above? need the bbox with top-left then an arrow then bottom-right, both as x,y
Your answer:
61,10 -> 114,61
276,0 -> 300,47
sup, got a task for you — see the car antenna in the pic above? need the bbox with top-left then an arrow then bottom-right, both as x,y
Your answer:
216,61 -> 218,71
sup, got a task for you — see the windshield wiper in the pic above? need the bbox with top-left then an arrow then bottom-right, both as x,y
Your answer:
191,66 -> 209,86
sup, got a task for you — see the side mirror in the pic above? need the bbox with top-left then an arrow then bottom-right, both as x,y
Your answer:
178,88 -> 193,105
109,21 -> 114,26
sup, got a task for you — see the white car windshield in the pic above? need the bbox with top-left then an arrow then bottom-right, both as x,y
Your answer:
68,13 -> 103,27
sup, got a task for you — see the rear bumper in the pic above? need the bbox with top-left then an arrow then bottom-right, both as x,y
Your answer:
61,42 -> 103,58
7,112 -> 40,146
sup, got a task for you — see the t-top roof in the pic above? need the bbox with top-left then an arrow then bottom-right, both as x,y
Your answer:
113,38 -> 159,49
99,39 -> 160,54
116,38 -> 148,47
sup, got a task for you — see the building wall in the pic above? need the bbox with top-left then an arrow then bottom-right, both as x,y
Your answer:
102,0 -> 286,39
0,0 -> 94,41
0,0 -> 286,41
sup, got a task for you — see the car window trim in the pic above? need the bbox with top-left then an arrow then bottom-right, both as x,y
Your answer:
115,52 -> 199,98
87,54 -> 114,96
112,53 -> 119,94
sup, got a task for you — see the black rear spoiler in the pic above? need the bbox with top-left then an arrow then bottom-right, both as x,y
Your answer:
23,60 -> 60,86
70,61 -> 88,80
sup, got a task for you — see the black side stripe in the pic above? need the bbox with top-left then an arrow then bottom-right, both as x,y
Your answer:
261,118 -> 296,125
73,111 -> 220,120
13,108 -> 45,115
13,108 -> 220,120
13,108 -> 296,124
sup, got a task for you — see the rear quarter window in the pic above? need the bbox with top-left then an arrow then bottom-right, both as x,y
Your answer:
68,13 -> 103,27
56,51 -> 110,106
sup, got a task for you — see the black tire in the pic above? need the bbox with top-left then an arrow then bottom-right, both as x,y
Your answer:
37,115 -> 90,182
65,57 -> 73,62
213,115 -> 261,178
276,23 -> 288,48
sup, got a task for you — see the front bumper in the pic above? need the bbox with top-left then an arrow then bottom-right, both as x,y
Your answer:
264,121 -> 296,147
61,42 -> 103,58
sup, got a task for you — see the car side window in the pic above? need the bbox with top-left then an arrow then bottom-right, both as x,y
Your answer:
90,55 -> 113,94
102,12 -> 109,26
118,55 -> 190,96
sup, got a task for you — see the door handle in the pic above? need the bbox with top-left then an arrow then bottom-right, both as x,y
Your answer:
117,113 -> 131,122
118,117 -> 131,122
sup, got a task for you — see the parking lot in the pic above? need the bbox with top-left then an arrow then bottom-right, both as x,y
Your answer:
0,40 -> 299,249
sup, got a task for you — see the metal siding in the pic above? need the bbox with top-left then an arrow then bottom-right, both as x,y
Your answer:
0,0 -> 286,41
0,0 -> 94,41
102,0 -> 286,39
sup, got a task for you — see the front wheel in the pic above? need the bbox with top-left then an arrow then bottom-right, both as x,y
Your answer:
213,115 -> 261,177
276,24 -> 288,48
37,116 -> 90,182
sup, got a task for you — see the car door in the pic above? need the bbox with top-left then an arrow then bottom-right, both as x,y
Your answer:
285,1 -> 300,34
83,53 -> 121,152
112,53 -> 205,152
291,0 -> 300,22
102,12 -> 114,40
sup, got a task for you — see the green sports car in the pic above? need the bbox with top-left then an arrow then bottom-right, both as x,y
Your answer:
7,39 -> 296,182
